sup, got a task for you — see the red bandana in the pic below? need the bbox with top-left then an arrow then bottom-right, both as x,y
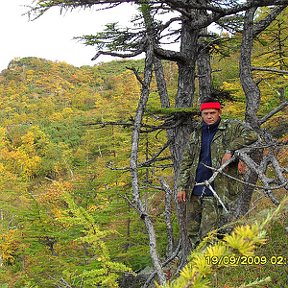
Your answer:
200,102 -> 221,111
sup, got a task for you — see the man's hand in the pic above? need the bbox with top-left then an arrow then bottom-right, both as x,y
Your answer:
238,160 -> 247,174
221,152 -> 233,165
222,152 -> 246,174
177,191 -> 186,203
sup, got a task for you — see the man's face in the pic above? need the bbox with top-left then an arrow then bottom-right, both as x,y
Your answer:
201,108 -> 221,125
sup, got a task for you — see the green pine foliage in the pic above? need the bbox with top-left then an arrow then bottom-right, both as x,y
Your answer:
157,197 -> 288,288
59,193 -> 133,287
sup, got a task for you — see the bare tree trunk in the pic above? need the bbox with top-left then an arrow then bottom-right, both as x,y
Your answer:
240,7 -> 261,130
239,6 -> 261,215
153,57 -> 170,109
239,4 -> 287,215
197,28 -> 212,102
130,44 -> 166,284
160,178 -> 174,257
176,19 -> 198,108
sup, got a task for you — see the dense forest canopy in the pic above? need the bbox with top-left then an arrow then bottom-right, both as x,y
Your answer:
0,0 -> 287,287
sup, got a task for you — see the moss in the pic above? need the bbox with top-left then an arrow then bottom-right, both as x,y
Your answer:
146,106 -> 200,116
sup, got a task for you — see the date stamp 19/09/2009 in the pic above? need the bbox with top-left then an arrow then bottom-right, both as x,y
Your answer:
205,255 -> 288,266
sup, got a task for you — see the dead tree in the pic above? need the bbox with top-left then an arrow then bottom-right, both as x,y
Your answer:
129,45 -> 166,284
239,4 -> 288,216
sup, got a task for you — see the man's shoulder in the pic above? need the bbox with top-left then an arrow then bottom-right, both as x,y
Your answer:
189,120 -> 202,132
222,118 -> 243,124
220,118 -> 245,129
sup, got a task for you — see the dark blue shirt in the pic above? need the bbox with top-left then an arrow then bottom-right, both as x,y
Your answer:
192,119 -> 220,196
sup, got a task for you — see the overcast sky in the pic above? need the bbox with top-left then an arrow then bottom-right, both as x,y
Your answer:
0,1 -> 138,72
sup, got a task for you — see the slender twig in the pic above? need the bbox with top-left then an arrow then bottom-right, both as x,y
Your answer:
206,181 -> 228,213
106,140 -> 172,171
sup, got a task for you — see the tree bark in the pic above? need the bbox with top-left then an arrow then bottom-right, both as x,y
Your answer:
240,7 -> 261,130
160,178 -> 174,257
130,44 -> 166,284
238,6 -> 260,215
197,28 -> 212,102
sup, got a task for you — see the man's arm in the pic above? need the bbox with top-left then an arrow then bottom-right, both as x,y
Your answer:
221,151 -> 248,174
222,121 -> 258,172
225,121 -> 258,152
176,136 -> 195,203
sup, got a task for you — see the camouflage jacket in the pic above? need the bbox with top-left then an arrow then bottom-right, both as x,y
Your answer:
177,119 -> 258,201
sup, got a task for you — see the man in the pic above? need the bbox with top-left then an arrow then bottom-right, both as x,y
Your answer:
177,98 -> 258,250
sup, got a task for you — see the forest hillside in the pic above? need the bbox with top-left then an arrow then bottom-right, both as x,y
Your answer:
0,56 -> 287,287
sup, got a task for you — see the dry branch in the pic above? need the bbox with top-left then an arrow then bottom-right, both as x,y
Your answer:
259,101 -> 288,124
198,139 -> 287,208
252,66 -> 288,74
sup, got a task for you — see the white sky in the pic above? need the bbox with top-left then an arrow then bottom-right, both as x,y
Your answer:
0,0 -> 138,72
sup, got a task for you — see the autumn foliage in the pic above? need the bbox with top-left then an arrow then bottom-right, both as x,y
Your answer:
0,53 -> 287,287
